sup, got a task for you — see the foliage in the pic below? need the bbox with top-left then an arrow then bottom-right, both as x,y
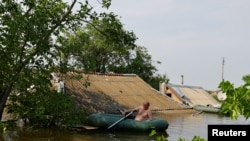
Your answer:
109,45 -> 165,89
0,122 -> 4,131
218,79 -> 250,120
0,120 -> 16,133
0,0 -> 112,120
7,89 -> 88,127
242,74 -> 250,84
148,74 -> 169,90
0,0 -> 165,127
117,46 -> 159,85
58,19 -> 165,90
57,15 -> 137,73
149,129 -> 167,141
191,136 -> 207,141
149,129 -> 207,141
178,136 -> 207,141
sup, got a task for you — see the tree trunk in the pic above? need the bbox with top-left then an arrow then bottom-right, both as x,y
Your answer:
0,87 -> 12,120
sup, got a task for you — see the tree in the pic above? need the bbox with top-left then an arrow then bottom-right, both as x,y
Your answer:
242,74 -> 250,84
57,15 -> 137,73
147,74 -> 169,90
126,46 -> 160,83
59,18 -> 164,90
0,0 -> 112,120
111,46 -> 163,90
219,75 -> 250,120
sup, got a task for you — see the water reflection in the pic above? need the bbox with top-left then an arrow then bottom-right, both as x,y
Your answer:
0,127 -> 157,141
1,112 -> 250,141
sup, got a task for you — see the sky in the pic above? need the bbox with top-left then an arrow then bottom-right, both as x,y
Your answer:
81,0 -> 250,90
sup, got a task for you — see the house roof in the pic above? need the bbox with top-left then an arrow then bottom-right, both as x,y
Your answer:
59,72 -> 191,113
167,83 -> 221,107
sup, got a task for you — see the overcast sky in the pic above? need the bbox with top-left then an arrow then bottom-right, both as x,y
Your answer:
87,0 -> 250,90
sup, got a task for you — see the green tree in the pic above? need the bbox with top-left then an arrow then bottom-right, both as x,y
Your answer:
0,0 -> 112,121
58,18 -> 164,90
148,74 -> 169,90
219,75 -> 250,120
123,46 -> 158,80
111,46 -> 163,90
57,15 -> 137,73
7,89 -> 88,127
242,74 -> 250,84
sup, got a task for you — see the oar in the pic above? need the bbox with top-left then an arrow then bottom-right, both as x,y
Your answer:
106,110 -> 135,131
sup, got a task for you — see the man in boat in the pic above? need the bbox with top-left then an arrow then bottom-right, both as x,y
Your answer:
122,101 -> 153,121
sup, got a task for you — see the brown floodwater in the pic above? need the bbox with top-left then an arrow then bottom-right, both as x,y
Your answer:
1,111 -> 250,141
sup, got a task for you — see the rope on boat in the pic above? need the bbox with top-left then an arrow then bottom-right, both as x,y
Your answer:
192,111 -> 203,116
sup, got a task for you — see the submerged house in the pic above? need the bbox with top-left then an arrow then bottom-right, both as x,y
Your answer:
159,82 -> 221,107
50,71 -> 192,114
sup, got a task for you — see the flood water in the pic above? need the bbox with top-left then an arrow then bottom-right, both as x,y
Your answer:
1,111 -> 250,141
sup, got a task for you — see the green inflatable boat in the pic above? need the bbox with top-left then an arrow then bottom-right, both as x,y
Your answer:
87,113 -> 169,132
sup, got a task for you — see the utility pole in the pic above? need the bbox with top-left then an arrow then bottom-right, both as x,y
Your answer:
222,57 -> 225,81
181,75 -> 184,85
